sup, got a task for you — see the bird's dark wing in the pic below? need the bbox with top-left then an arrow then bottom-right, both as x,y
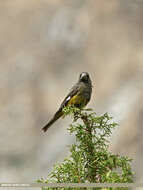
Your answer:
59,84 -> 80,110
42,84 -> 80,132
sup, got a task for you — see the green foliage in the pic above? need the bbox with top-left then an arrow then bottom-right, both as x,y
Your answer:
39,106 -> 134,190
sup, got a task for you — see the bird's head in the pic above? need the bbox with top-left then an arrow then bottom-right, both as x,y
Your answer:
79,72 -> 92,86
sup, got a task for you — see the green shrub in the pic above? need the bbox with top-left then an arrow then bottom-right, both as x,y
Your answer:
38,106 -> 134,190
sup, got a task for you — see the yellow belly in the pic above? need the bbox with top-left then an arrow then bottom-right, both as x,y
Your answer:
67,94 -> 87,108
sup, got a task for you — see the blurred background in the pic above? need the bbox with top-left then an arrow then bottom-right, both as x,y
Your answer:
0,0 -> 143,186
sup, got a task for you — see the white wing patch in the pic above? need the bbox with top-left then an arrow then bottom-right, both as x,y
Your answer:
66,96 -> 71,102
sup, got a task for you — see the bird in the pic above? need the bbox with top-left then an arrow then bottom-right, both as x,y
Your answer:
42,72 -> 92,132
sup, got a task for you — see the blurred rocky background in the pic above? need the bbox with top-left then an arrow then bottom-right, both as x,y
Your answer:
0,0 -> 143,186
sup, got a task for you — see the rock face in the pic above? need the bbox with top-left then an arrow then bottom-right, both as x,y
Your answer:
0,0 -> 143,183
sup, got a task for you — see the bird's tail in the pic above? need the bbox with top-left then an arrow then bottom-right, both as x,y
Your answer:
42,117 -> 58,132
42,110 -> 62,132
